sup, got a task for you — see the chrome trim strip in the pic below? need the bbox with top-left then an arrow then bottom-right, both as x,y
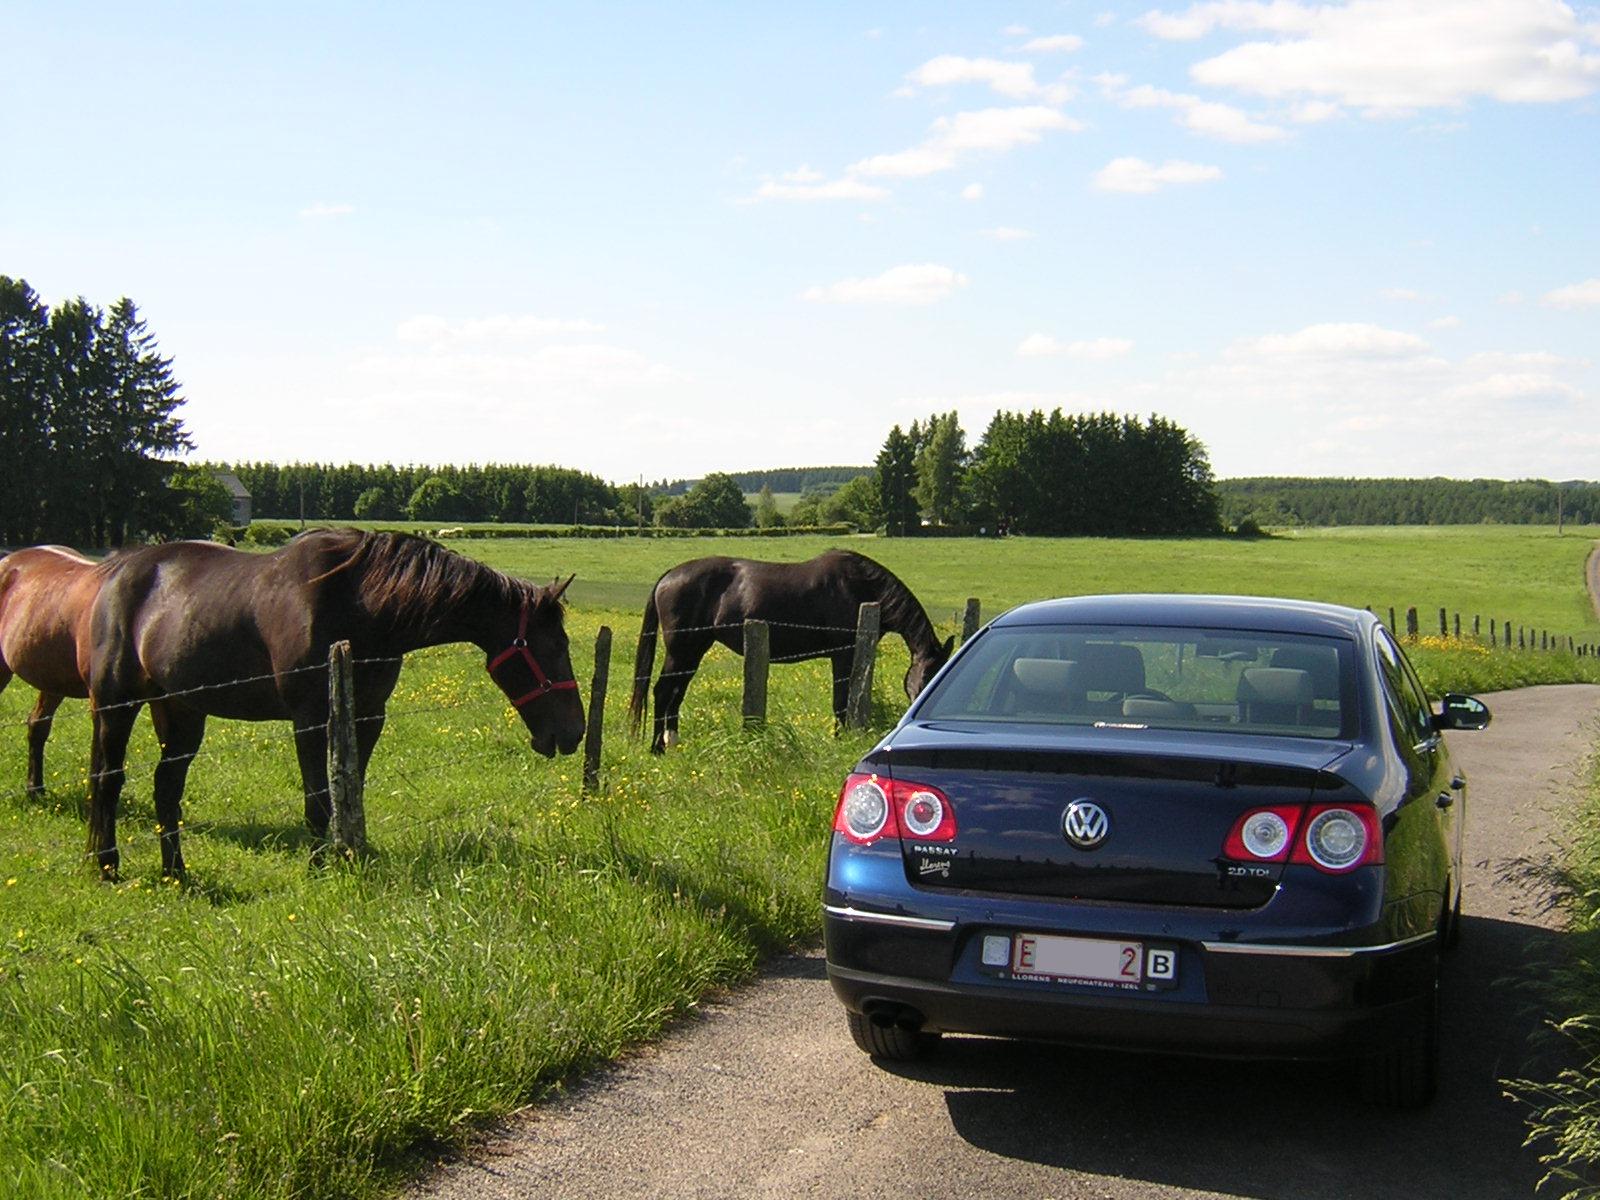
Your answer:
823,904 -> 956,932
1201,931 -> 1436,958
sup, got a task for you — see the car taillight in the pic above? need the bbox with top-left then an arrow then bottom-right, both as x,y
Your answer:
833,774 -> 957,846
1291,804 -> 1383,872
1223,806 -> 1301,862
1223,802 -> 1382,873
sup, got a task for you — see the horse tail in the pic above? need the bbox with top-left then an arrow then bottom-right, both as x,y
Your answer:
628,582 -> 661,736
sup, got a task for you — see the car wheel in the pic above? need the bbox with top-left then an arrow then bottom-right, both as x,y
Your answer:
846,1010 -> 939,1061
1359,965 -> 1440,1108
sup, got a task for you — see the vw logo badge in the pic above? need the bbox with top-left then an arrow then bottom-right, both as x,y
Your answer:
1063,800 -> 1109,849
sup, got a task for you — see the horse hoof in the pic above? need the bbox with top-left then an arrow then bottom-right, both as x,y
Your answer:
663,730 -> 679,750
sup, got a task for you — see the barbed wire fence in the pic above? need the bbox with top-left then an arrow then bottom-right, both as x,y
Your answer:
0,601 -> 976,875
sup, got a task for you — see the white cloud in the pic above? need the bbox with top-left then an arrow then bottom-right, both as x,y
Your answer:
1107,80 -> 1288,141
1229,322 -> 1429,358
961,182 -> 985,200
1019,334 -> 1135,358
1380,287 -> 1422,301
1290,99 -> 1344,122
803,263 -> 970,306
1094,12 -> 1118,27
1542,277 -> 1600,307
1021,34 -> 1085,53
1428,314 -> 1461,329
396,314 -> 606,345
781,164 -> 825,183
299,202 -> 354,219
1499,290 -> 1526,305
850,105 -> 1082,178
1139,1 -> 1600,114
750,177 -> 891,202
980,226 -> 1034,240
1092,156 -> 1224,192
1002,23 -> 1031,36
902,54 -> 1072,103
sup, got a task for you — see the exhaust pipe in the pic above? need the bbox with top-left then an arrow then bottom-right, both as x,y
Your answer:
864,1001 -> 926,1032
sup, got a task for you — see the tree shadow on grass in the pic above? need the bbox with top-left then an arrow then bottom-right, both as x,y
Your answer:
875,915 -> 1564,1200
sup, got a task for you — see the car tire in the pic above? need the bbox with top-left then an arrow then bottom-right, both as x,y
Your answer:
1359,968 -> 1440,1108
846,1010 -> 939,1061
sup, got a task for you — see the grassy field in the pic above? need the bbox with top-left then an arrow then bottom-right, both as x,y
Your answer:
2,526 -> 1599,1199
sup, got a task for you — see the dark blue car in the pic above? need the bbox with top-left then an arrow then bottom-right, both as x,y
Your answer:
823,594 -> 1490,1107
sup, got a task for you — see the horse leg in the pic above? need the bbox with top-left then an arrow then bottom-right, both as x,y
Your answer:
148,701 -> 206,877
831,649 -> 854,733
87,703 -> 140,879
292,712 -> 332,839
651,635 -> 712,754
25,692 -> 64,797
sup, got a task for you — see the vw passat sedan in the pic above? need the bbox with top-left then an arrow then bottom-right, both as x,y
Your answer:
823,595 -> 1490,1107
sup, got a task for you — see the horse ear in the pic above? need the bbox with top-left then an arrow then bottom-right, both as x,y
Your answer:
547,574 -> 575,603
942,635 -> 955,660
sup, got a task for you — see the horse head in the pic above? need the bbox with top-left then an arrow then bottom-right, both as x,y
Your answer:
903,634 -> 955,701
485,575 -> 586,757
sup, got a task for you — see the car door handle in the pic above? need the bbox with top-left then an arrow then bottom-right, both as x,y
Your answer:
1436,792 -> 1455,809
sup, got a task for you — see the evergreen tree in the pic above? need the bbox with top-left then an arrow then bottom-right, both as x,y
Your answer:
0,278 -> 51,543
914,410 -> 967,526
875,424 -> 919,536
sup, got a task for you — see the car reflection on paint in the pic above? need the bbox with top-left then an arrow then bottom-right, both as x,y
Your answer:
822,594 -> 1491,1107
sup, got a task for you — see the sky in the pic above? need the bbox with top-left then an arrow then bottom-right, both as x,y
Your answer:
5,1 -> 1598,484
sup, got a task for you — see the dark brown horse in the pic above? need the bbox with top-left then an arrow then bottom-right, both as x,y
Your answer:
85,529 -> 585,877
628,550 -> 952,753
0,546 -> 108,795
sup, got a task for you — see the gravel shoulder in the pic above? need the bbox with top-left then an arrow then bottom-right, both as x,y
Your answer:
412,685 -> 1600,1200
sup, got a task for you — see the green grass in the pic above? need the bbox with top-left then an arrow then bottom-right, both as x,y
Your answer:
1505,754 -> 1600,1199
2,525 -> 1599,1198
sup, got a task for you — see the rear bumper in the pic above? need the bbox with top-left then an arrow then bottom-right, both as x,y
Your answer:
823,902 -> 1438,1061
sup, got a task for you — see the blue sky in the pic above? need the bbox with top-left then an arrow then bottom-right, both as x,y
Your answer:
5,1 -> 1598,482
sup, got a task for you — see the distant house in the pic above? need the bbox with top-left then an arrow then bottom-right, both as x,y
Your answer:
213,472 -> 252,524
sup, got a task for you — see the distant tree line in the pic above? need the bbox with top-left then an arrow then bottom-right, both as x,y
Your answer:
871,409 -> 1221,536
216,461 -> 652,527
0,276 -> 221,547
656,465 -> 869,497
1219,478 -> 1600,527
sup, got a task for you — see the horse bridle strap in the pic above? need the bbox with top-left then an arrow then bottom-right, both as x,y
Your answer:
487,601 -> 578,708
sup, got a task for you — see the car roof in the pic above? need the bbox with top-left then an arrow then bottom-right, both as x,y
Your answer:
989,593 -> 1371,639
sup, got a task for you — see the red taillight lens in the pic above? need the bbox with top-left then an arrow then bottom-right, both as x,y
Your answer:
1290,803 -> 1383,872
833,774 -> 956,845
1223,806 -> 1302,862
1223,802 -> 1382,872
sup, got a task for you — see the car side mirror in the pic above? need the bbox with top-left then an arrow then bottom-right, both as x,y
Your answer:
1433,693 -> 1491,731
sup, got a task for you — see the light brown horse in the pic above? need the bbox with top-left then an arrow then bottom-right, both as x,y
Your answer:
85,529 -> 586,877
0,546 -> 109,795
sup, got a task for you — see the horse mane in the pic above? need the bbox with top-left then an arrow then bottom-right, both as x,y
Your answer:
829,550 -> 940,658
307,529 -> 538,637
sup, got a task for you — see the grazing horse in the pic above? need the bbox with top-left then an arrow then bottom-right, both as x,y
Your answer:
84,529 -> 586,877
629,550 -> 953,753
0,546 -> 108,795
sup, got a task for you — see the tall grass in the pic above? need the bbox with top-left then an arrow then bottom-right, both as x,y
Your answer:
0,618 -> 881,1199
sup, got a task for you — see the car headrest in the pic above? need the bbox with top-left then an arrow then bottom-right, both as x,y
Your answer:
1268,646 -> 1340,700
1011,658 -> 1080,695
1079,643 -> 1146,694
1237,667 -> 1314,707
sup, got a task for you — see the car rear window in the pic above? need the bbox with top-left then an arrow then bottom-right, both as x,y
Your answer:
917,625 -> 1359,739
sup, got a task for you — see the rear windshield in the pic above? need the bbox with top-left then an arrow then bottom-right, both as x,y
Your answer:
916,625 -> 1359,740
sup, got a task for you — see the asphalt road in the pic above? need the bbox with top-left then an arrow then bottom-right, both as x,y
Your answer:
413,684 -> 1600,1200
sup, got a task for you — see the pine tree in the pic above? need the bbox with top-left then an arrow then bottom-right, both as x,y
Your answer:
875,424 -> 918,536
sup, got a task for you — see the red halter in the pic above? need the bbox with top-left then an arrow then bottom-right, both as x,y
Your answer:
487,600 -> 579,708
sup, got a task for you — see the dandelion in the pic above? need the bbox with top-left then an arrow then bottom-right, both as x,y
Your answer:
4,878 -> 14,887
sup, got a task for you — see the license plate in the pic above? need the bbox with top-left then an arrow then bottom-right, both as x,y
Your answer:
1007,933 -> 1178,989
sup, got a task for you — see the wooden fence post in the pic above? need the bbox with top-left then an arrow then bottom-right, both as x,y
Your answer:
326,639 -> 365,857
846,602 -> 881,730
1388,606 -> 1396,631
1438,608 -> 1447,637
1503,618 -> 1511,647
1473,615 -> 1480,638
1453,612 -> 1460,639
742,620 -> 769,729
583,626 -> 611,793
962,598 -> 981,644
1405,607 -> 1418,638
